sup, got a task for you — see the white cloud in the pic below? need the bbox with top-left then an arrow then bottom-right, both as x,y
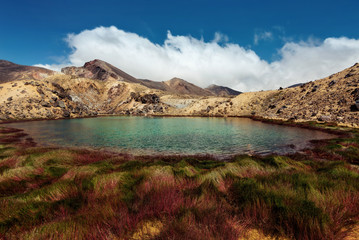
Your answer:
34,63 -> 68,72
254,31 -> 273,45
37,26 -> 359,92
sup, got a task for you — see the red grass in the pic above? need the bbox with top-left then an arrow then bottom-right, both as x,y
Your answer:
73,150 -> 113,165
0,132 -> 28,144
321,191 -> 359,239
0,157 -> 17,168
0,128 -> 24,134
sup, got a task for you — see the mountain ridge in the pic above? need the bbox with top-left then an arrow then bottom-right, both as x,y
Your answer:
0,60 -> 54,84
0,59 -> 358,127
205,84 -> 242,96
61,60 -> 238,97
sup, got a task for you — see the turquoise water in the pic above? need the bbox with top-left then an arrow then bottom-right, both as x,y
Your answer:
4,116 -> 335,156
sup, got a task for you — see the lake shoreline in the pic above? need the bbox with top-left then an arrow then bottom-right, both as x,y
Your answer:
0,115 -> 343,158
0,113 -> 350,136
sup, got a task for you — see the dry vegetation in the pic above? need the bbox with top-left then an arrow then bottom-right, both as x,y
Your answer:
0,122 -> 359,240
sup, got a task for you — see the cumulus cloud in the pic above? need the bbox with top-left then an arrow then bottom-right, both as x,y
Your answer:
34,63 -> 68,72
37,26 -> 359,92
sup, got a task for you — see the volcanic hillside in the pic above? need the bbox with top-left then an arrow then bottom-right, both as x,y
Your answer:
0,59 -> 358,127
0,60 -> 54,84
175,63 -> 359,127
63,60 -> 239,97
205,84 -> 242,96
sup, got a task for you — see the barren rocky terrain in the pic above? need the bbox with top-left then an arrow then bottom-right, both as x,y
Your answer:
0,59 -> 358,127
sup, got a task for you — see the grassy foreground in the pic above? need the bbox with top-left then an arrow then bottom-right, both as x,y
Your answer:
0,123 -> 359,240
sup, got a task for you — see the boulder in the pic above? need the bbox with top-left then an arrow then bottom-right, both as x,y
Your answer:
276,105 -> 287,114
58,100 -> 66,109
62,110 -> 70,118
268,104 -> 276,109
52,83 -> 72,100
351,88 -> 359,98
40,101 -> 51,108
36,87 -> 45,96
328,80 -> 336,87
72,107 -> 81,114
318,115 -> 331,122
345,72 -> 354,78
350,100 -> 359,112
131,92 -> 160,104
311,85 -> 319,92
154,105 -> 164,113
141,94 -> 160,104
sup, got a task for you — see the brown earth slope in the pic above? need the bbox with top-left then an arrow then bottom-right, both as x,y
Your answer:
0,60 -> 54,84
163,77 -> 213,96
205,84 -> 242,96
61,59 -> 141,83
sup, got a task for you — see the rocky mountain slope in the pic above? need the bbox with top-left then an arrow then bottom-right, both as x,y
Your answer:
205,84 -> 242,96
62,60 -> 239,97
0,73 -> 171,120
0,59 -> 358,127
0,60 -> 54,84
174,63 -> 359,127
62,59 -> 141,84
138,77 -> 214,96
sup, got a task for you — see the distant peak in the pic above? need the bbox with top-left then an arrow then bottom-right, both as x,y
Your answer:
169,77 -> 184,81
0,60 -> 16,66
0,60 -> 12,63
205,84 -> 242,96
84,59 -> 106,67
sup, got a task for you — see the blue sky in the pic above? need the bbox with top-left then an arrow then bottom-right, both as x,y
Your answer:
1,0 -> 357,65
1,0 -> 359,90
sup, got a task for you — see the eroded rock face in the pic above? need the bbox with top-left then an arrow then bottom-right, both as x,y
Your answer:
0,77 -> 101,121
130,93 -> 160,104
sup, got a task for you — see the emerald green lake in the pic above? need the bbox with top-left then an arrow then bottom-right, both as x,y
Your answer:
4,116 -> 335,156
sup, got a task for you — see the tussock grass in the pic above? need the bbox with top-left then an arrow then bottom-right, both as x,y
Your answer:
0,125 -> 359,239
